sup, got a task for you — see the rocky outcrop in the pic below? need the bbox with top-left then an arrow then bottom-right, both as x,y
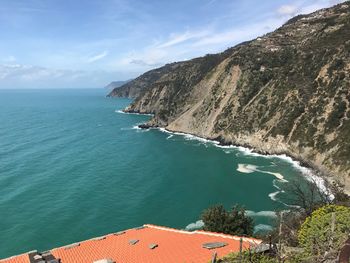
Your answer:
109,2 -> 350,192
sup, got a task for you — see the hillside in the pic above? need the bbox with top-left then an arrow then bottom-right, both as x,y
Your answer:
108,2 -> 350,192
104,80 -> 130,92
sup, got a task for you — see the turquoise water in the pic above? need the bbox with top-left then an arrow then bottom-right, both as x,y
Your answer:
0,89 -> 309,258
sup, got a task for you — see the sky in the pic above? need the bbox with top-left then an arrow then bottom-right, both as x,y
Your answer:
0,0 -> 346,89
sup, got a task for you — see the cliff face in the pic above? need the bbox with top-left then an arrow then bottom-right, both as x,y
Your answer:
109,2 -> 350,192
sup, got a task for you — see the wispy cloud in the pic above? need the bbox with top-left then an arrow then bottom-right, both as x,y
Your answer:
129,59 -> 163,67
116,17 -> 282,71
276,0 -> 347,19
114,0 -> 346,73
191,19 -> 279,48
87,51 -> 109,63
0,63 -> 122,89
156,30 -> 210,48
277,5 -> 299,16
0,64 -> 80,81
1,0 -> 346,88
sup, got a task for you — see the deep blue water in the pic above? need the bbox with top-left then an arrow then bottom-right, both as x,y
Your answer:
0,89 -> 310,258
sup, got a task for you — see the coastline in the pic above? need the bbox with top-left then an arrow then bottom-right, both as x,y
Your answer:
116,109 -> 335,197
158,126 -> 334,199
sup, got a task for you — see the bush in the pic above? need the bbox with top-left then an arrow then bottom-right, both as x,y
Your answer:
201,205 -> 254,236
219,251 -> 278,263
298,205 -> 350,261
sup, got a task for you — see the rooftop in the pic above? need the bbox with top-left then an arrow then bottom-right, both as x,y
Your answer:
1,224 -> 262,263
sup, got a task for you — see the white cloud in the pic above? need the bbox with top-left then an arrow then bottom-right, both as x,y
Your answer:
118,48 -> 168,69
87,51 -> 108,63
276,0 -> 347,18
107,0 -> 348,76
0,64 -> 77,81
0,63 -> 124,89
129,59 -> 162,67
277,5 -> 299,16
156,30 -> 209,48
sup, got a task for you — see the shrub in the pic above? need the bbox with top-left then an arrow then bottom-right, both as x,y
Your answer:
298,205 -> 350,261
219,251 -> 279,263
201,205 -> 254,236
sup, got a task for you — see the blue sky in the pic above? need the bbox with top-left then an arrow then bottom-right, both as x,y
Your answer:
0,0 -> 345,88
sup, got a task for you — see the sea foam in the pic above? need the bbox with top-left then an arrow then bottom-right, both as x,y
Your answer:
185,220 -> 204,231
245,210 -> 277,218
115,109 -> 154,116
237,163 -> 287,182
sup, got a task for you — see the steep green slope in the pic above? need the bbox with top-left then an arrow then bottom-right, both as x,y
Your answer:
109,2 -> 350,192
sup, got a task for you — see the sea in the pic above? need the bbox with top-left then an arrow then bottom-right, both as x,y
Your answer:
0,88 -> 317,258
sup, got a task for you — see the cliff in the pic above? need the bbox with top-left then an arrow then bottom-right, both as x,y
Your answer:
108,2 -> 350,192
104,80 -> 130,92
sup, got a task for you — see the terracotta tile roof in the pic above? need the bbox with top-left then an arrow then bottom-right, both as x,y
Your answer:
0,253 -> 29,263
1,224 -> 262,263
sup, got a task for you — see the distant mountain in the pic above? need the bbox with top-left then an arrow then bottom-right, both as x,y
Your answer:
108,2 -> 350,192
104,80 -> 131,92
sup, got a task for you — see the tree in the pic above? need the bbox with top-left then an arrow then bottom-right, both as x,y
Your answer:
330,180 -> 350,207
298,205 -> 350,261
284,178 -> 332,216
201,204 -> 254,236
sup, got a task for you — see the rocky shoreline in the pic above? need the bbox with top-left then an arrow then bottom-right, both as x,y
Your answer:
126,109 -> 336,196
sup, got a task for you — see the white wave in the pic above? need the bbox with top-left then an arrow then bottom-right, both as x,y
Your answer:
185,220 -> 204,231
158,128 -> 218,145
254,224 -> 273,232
215,144 -> 236,149
232,147 -> 332,198
268,191 -> 280,201
267,171 -> 286,181
257,154 -> 332,199
272,180 -> 280,190
268,180 -> 286,202
166,135 -> 174,139
120,125 -> 144,131
115,109 -> 154,116
246,210 -> 277,218
237,163 -> 287,182
182,134 -> 215,144
237,164 -> 258,173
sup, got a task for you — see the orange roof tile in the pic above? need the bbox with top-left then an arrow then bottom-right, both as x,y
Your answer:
0,253 -> 29,263
1,224 -> 262,263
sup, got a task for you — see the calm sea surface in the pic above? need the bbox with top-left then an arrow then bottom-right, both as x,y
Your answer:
0,89 -> 310,258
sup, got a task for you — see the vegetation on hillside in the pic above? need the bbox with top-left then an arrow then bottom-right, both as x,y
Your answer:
199,180 -> 350,262
109,1 -> 350,191
298,205 -> 350,261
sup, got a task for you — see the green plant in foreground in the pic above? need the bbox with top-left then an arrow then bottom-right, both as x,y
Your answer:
219,251 -> 279,263
201,205 -> 254,236
298,204 -> 350,261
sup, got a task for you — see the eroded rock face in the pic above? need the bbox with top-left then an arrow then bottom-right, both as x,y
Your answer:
109,2 -> 350,192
